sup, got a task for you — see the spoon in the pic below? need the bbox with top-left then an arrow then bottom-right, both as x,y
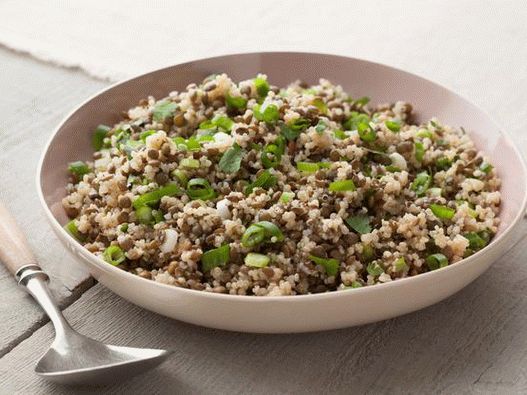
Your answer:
0,203 -> 171,385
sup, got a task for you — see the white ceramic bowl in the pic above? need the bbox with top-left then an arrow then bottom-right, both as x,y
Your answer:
37,52 -> 527,333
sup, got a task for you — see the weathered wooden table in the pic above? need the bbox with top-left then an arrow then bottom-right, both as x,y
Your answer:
1,10 -> 527,392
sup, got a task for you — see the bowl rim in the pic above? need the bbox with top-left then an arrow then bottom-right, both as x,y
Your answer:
36,51 -> 527,303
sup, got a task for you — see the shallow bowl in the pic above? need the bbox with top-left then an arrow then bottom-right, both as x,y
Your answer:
38,52 -> 527,333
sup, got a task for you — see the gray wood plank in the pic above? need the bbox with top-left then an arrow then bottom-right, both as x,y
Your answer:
0,47 -> 107,356
2,220 -> 527,394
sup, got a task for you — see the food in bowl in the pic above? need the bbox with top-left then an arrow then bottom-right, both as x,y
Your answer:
62,73 -> 501,296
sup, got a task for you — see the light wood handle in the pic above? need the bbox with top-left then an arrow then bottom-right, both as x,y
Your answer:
0,202 -> 38,275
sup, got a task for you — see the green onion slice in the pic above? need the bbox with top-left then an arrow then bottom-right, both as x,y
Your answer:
140,130 -> 156,142
385,120 -> 401,132
311,98 -> 328,114
436,157 -> 452,170
244,170 -> 278,195
254,77 -> 270,98
241,224 -> 266,248
92,124 -> 110,150
135,206 -> 154,225
357,122 -> 376,142
279,192 -> 294,203
255,221 -> 284,242
68,161 -> 90,178
426,253 -> 448,270
226,93 -> 248,110
416,129 -> 433,139
329,179 -> 356,192
411,171 -> 431,196
219,144 -> 244,173
103,245 -> 125,266
245,253 -> 270,268
296,162 -> 320,173
394,257 -> 408,272
187,178 -> 216,201
133,183 -> 181,209
309,255 -> 339,276
64,220 -> 85,241
366,261 -> 384,276
253,104 -> 279,124
430,204 -> 455,220
201,244 -> 230,272
261,144 -> 282,168
345,214 -> 371,234
479,162 -> 493,174
415,142 -> 425,162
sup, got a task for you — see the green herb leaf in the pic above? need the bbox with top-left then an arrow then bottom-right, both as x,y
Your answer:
414,142 -> 425,162
244,170 -> 278,195
152,101 -> 177,123
253,104 -> 279,124
315,120 -> 327,134
334,129 -> 347,140
385,120 -> 401,132
92,124 -> 110,150
68,161 -> 90,178
309,255 -> 339,276
201,244 -> 230,272
430,204 -> 455,220
219,144 -> 244,173
411,171 -> 431,196
343,112 -> 370,131
254,77 -> 270,98
311,98 -> 328,114
366,261 -> 384,276
345,214 -> 371,234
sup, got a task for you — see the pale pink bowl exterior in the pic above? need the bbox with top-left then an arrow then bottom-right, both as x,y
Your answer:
37,53 -> 527,333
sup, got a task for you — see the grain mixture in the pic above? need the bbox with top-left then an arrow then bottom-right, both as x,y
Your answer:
63,74 -> 501,295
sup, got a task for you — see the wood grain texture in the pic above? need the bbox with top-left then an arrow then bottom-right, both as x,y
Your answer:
1,221 -> 527,394
0,48 -> 106,356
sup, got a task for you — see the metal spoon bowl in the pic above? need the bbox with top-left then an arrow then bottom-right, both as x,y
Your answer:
0,203 -> 170,386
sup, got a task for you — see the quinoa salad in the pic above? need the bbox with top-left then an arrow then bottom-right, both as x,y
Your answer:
62,74 -> 501,296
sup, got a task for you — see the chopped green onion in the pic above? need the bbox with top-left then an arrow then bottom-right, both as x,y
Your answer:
171,169 -> 188,187
318,162 -> 331,169
68,161 -> 90,178
351,281 -> 363,288
103,245 -> 125,266
385,120 -> 401,132
201,244 -> 230,272
385,165 -> 401,173
311,98 -> 328,114
279,192 -> 294,203
309,255 -> 339,276
187,178 -> 216,201
416,129 -> 433,139
219,144 -> 244,173
152,101 -> 177,123
241,224 -> 266,248
261,144 -> 282,168
329,179 -> 356,192
426,253 -> 448,271
140,130 -> 156,142
430,204 -> 455,220
225,93 -> 247,110
255,221 -> 284,242
213,116 -> 234,132
120,223 -> 129,233
334,129 -> 347,140
92,124 -> 110,150
241,221 -> 284,248
245,253 -> 270,268
414,142 -> 425,162
254,77 -> 270,98
152,209 -> 164,223
366,261 -> 384,276
357,122 -> 376,142
288,117 -> 310,132
343,112 -> 370,131
345,214 -> 371,234
253,104 -> 279,124
133,184 -> 181,209
436,157 -> 452,170
411,171 -> 431,196
64,220 -> 85,241
180,158 -> 200,168
464,231 -> 490,251
479,162 -> 493,174
296,162 -> 320,173
315,120 -> 327,133
135,206 -> 154,224
394,257 -> 408,272
353,96 -> 370,107
244,170 -> 278,195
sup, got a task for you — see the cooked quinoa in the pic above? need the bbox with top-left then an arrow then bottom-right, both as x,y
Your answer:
62,73 -> 501,296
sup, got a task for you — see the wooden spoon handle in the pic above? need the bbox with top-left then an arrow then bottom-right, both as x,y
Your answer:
0,202 -> 38,275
